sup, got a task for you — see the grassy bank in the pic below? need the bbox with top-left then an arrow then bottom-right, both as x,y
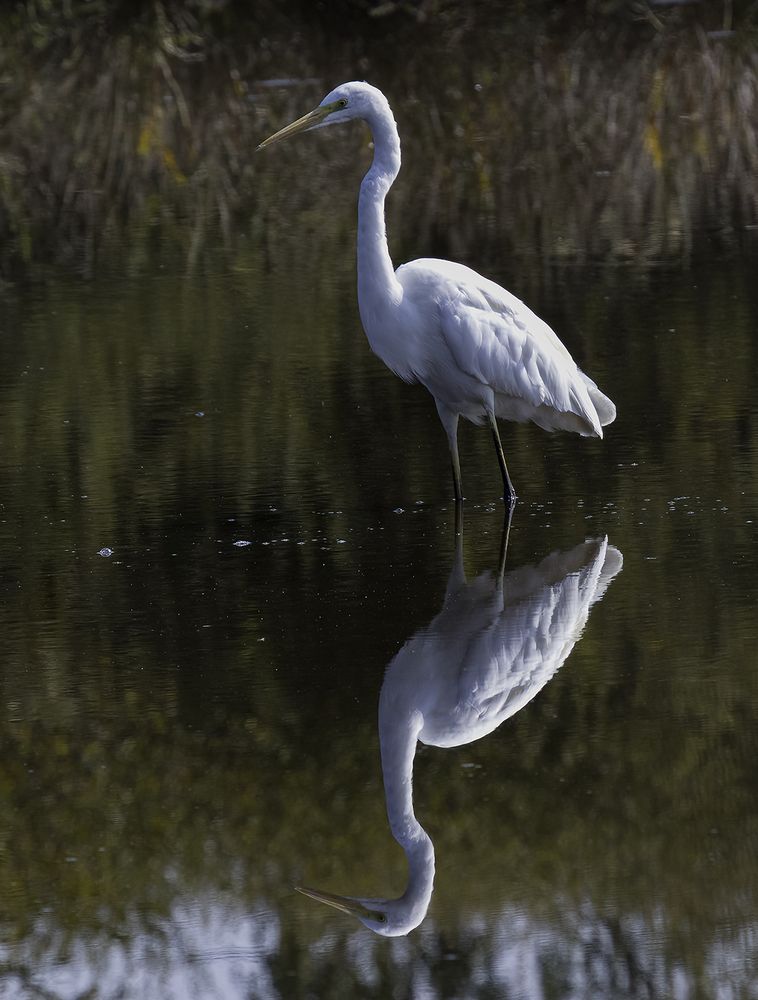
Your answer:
0,2 -> 757,277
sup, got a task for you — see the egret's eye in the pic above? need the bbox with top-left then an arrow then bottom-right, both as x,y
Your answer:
337,98 -> 348,109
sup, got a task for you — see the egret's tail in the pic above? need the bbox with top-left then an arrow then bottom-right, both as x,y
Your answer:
582,375 -> 616,428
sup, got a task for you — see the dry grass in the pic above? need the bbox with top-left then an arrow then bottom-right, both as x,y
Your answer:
0,6 -> 756,275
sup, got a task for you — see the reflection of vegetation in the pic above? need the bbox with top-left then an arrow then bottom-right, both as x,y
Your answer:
1,247 -> 758,992
0,2 -> 757,276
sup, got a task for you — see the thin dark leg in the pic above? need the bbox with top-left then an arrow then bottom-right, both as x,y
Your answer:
497,501 -> 515,585
488,412 -> 516,506
435,400 -> 464,503
444,502 -> 466,602
451,451 -> 463,505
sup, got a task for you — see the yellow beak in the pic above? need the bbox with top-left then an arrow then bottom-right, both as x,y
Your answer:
257,106 -> 331,150
295,885 -> 373,919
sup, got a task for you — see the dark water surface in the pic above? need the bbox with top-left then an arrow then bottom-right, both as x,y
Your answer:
1,216 -> 758,995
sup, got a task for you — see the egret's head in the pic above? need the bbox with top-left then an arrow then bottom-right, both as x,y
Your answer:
296,885 -> 427,937
257,81 -> 385,150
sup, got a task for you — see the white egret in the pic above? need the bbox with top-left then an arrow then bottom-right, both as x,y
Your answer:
297,522 -> 623,935
259,82 -> 616,503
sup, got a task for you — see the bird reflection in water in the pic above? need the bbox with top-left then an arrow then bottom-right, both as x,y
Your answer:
298,514 -> 623,935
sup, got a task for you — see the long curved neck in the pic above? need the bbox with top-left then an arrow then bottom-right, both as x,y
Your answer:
357,104 -> 403,322
378,702 -> 435,907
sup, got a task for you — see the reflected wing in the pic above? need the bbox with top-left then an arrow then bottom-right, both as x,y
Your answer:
454,538 -> 622,735
386,535 -> 622,750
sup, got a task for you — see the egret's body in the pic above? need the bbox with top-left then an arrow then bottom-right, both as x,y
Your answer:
298,526 -> 623,936
259,82 -> 616,502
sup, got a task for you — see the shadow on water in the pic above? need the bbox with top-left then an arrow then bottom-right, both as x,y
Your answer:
298,512 -> 623,937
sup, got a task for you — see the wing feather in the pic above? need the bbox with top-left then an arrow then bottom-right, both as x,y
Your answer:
398,258 -> 606,436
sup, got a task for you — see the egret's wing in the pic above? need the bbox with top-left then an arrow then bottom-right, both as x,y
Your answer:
395,537 -> 622,749
453,538 -> 622,734
403,259 -> 603,436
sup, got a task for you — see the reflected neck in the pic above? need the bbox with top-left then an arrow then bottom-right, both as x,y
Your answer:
379,704 -> 435,906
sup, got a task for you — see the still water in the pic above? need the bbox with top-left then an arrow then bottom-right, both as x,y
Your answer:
2,101 -> 758,993
1,239 -> 757,998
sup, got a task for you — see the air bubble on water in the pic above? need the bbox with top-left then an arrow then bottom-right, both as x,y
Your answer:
233,540 -> 251,547
97,548 -> 113,558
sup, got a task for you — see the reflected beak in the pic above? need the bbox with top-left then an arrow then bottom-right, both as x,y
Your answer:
295,885 -> 373,919
257,106 -> 331,150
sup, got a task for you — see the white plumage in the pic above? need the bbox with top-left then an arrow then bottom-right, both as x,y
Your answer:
259,82 -> 616,501
398,258 -> 616,434
296,527 -> 623,936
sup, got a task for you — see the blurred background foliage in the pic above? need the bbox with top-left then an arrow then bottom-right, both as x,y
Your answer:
0,0 -> 757,277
